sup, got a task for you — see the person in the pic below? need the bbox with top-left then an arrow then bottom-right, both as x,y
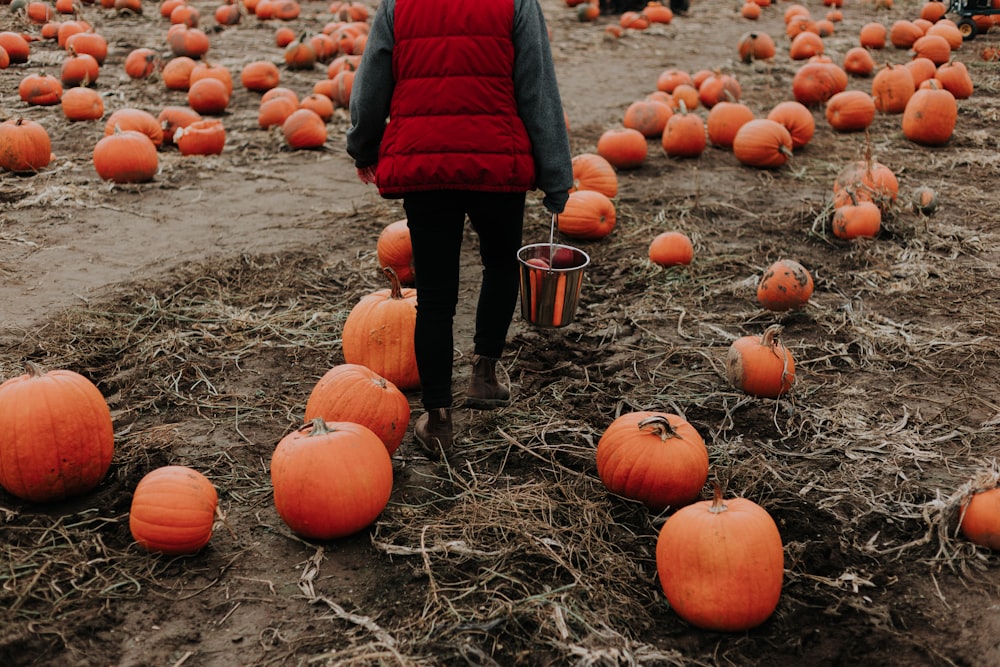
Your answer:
346,0 -> 574,459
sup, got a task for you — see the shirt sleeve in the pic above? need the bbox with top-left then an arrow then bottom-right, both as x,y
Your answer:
346,0 -> 395,168
512,0 -> 574,213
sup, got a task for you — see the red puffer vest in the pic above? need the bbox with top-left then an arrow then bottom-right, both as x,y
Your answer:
375,0 -> 536,197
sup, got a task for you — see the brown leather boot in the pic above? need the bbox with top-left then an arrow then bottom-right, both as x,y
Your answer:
464,355 -> 511,409
414,408 -> 453,459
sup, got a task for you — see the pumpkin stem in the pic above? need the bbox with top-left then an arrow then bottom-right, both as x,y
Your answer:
305,416 -> 331,435
761,324 -> 783,349
708,482 -> 728,514
637,414 -> 680,441
24,360 -> 46,377
381,265 -> 405,299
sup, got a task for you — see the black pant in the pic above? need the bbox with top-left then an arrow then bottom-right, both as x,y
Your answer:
403,191 -> 526,410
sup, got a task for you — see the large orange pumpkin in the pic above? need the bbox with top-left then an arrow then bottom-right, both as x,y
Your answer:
271,418 -> 393,539
902,79 -> 957,146
93,129 -> 159,183
129,466 -> 218,555
871,63 -> 915,114
596,411 -> 709,512
0,362 -> 114,502
765,101 -> 814,149
707,100 -> 754,149
342,267 -> 419,391
596,128 -> 647,170
656,485 -> 784,632
303,363 -> 411,455
825,90 -> 876,132
557,189 -> 617,240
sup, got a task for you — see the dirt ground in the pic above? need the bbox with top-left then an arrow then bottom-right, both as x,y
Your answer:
3,0 -> 1000,665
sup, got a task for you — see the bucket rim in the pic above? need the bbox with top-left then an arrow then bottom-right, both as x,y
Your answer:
517,242 -> 590,271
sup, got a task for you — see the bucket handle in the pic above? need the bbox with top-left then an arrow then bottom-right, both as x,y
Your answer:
549,212 -> 557,251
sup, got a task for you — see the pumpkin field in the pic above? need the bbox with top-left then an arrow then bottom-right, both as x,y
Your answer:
3,0 -> 1000,664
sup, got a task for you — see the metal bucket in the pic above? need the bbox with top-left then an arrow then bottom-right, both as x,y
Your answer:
517,242 -> 590,328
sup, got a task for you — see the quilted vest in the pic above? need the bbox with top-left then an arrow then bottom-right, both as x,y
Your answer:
375,0 -> 536,196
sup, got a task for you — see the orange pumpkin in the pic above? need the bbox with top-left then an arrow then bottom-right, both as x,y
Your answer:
61,86 -> 104,121
825,90 -> 876,132
175,118 -> 226,155
766,101 -> 815,149
832,199 -> 881,239
858,21 -> 887,49
960,487 -> 1000,550
756,259 -> 813,312
623,99 -> 672,138
889,19 -> 923,48
304,364 -> 411,455
241,60 -> 281,92
342,267 -> 419,391
167,27 -> 211,59
570,153 -> 618,199
902,79 -> 957,146
707,100 -> 754,149
596,411 -> 709,512
187,76 -> 230,115
19,73 -> 64,106
271,419 -> 393,539
300,93 -> 334,122
833,157 -> 898,211
842,46 -> 875,77
648,231 -> 694,267
282,108 -> 327,149
189,61 -> 233,96
662,103 -> 706,159
789,30 -> 824,60
162,55 -> 197,90
376,218 -> 414,285
129,466 -> 218,555
698,72 -> 741,108
935,60 -> 973,99
124,47 -> 161,79
0,362 -> 114,502
911,34 -> 952,65
656,485 -> 784,632
596,128 -> 647,170
65,32 -> 109,65
93,129 -> 159,183
61,51 -> 100,87
726,324 -> 796,398
733,119 -> 794,168
0,118 -> 52,173
791,60 -> 846,106
655,68 -> 693,93
105,108 -> 164,147
258,95 -> 298,129
905,57 -> 938,88
871,63 -> 915,114
158,105 -> 202,144
284,33 -> 316,70
0,31 -> 31,63
558,189 -> 617,240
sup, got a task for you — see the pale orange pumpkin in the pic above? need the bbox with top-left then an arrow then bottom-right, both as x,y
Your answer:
825,90 -> 876,132
832,198 -> 881,239
570,153 -> 618,199
282,108 -> 327,149
733,119 -> 794,168
623,99 -> 672,138
61,86 -> 104,121
648,231 -> 694,267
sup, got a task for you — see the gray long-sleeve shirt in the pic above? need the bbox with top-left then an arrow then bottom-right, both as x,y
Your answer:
346,0 -> 574,213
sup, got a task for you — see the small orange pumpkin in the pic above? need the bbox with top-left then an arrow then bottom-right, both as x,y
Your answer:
93,129 -> 159,183
105,108 -> 164,147
19,73 -> 64,106
187,76 -> 230,115
789,30 -> 824,60
596,128 -> 647,170
697,72 -> 741,109
662,103 -> 706,159
934,60 -> 973,99
124,47 -> 161,79
911,33 -> 952,65
902,79 -> 957,146
756,259 -> 813,312
596,411 -> 709,512
303,364 -> 411,455
766,100 -> 815,149
655,68 -> 694,93
842,46 -> 876,77
889,19 -> 923,48
792,60 -> 846,107
706,100 -> 754,149
858,21 -> 887,49
871,63 -> 915,114
376,218 -> 414,285
162,55 -> 198,90
558,189 -> 617,240
282,108 -> 327,149
733,118 -> 794,168
726,324 -> 796,398
61,86 -> 105,121
241,60 -> 280,92
825,90 -> 876,132
129,466 -> 218,555
648,231 -> 694,267
65,32 -> 109,65
175,118 -> 226,155
960,487 -> 1000,550
623,99 -> 672,138
158,106 -> 202,144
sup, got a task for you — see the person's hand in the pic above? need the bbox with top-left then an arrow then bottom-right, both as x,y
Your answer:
543,191 -> 568,214
357,165 -> 378,184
